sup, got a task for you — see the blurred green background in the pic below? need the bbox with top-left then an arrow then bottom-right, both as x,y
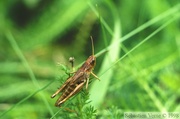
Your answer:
0,0 -> 180,119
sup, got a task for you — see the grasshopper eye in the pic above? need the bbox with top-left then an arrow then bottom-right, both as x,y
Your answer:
90,59 -> 95,65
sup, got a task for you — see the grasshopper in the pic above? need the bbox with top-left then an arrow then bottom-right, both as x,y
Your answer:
51,36 -> 99,107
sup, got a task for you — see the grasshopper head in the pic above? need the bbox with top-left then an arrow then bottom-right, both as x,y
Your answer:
84,55 -> 96,72
87,55 -> 96,67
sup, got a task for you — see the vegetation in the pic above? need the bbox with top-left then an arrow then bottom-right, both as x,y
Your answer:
0,0 -> 179,118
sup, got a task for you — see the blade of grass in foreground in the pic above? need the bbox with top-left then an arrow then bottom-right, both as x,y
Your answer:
89,18 -> 121,109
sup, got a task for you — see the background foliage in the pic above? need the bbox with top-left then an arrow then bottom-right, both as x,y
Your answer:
0,0 -> 180,119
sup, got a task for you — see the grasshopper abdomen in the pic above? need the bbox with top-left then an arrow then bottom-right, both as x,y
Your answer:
55,78 -> 86,106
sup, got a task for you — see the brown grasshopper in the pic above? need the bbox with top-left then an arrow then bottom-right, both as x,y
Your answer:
51,36 -> 99,107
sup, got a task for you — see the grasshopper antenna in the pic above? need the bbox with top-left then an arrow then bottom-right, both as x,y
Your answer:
90,36 -> 94,56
